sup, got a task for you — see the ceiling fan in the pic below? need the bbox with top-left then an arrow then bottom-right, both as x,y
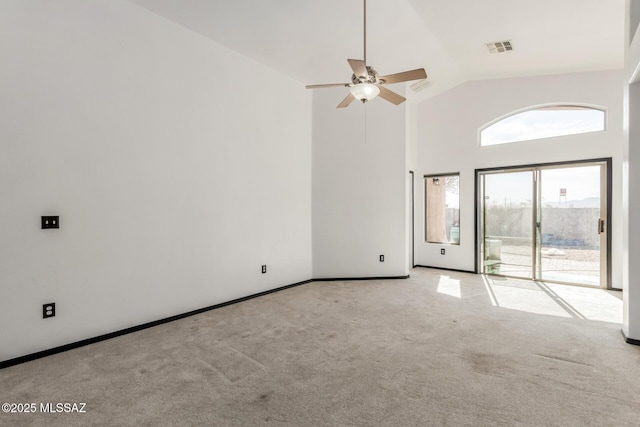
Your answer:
305,0 -> 427,108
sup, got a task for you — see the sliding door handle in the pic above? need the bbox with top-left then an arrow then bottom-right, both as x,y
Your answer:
598,218 -> 605,234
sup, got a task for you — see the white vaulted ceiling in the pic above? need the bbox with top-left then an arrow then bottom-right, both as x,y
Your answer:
128,0 -> 624,100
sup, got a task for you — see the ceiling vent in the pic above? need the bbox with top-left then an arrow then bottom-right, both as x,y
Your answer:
410,79 -> 431,92
486,40 -> 513,54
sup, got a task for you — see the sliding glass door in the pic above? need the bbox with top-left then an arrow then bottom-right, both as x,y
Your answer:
481,170 -> 535,279
479,161 -> 609,288
537,165 -> 605,285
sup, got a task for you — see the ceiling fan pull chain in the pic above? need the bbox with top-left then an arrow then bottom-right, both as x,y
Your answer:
365,103 -> 367,145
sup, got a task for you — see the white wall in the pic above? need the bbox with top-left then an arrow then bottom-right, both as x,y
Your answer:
406,102 -> 418,270
0,1 -> 312,362
624,0 -> 640,340
624,82 -> 640,339
312,89 -> 408,278
414,70 -> 624,284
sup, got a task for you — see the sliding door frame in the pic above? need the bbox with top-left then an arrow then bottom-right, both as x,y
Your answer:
475,157 -> 612,289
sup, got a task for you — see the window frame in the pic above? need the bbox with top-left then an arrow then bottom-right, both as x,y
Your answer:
479,103 -> 607,147
424,172 -> 460,245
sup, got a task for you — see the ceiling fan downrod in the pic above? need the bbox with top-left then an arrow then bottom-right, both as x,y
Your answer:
363,0 -> 367,64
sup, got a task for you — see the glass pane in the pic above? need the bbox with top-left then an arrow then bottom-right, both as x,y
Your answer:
483,171 -> 533,278
539,165 -> 601,285
481,106 -> 605,146
425,175 -> 460,244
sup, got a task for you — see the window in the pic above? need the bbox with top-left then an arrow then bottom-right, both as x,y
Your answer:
425,174 -> 460,244
480,105 -> 606,146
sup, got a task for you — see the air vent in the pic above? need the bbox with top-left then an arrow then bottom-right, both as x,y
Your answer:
410,79 -> 431,92
486,40 -> 513,54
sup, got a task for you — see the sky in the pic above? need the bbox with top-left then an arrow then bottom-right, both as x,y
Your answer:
444,107 -> 605,209
481,108 -> 605,146
483,165 -> 601,207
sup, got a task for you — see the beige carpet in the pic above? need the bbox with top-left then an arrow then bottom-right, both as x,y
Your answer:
1,268 -> 639,426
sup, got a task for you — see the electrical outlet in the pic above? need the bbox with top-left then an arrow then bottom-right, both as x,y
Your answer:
441,248 -> 446,255
43,303 -> 55,318
261,265 -> 267,274
379,255 -> 384,262
41,216 -> 59,229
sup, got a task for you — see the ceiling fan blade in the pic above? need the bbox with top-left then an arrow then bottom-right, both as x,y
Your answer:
378,86 -> 406,105
348,59 -> 368,79
306,83 -> 350,89
337,93 -> 356,108
379,68 -> 427,85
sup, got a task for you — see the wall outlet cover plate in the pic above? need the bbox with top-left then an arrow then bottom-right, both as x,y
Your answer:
43,303 -> 56,318
41,216 -> 59,229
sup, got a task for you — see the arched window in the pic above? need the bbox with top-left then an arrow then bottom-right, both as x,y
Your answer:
480,104 -> 606,146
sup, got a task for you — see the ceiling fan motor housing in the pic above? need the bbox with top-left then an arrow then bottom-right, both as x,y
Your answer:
352,66 -> 380,85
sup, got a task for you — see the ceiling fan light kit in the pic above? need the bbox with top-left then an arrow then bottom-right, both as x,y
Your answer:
305,0 -> 427,108
350,83 -> 380,102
